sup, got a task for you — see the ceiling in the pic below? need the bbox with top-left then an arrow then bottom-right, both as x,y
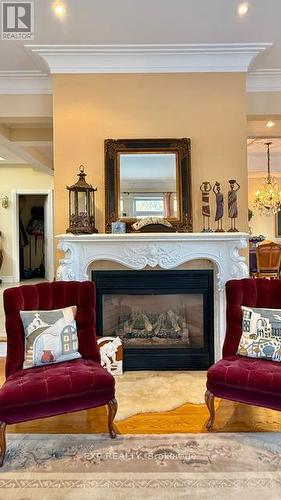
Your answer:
0,0 -> 280,72
0,117 -> 53,173
0,143 -> 26,163
247,137 -> 281,175
248,137 -> 281,153
0,1 -> 280,172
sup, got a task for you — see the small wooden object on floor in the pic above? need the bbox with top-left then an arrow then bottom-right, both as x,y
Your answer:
108,398 -> 118,438
0,421 -> 6,467
205,390 -> 215,430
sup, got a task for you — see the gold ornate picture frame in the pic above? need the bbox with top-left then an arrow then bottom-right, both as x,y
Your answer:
104,138 -> 192,233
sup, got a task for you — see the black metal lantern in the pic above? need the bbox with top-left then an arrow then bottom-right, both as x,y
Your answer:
66,165 -> 98,234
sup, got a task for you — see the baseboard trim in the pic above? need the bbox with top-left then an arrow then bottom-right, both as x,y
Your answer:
0,342 -> 7,357
0,276 -> 17,284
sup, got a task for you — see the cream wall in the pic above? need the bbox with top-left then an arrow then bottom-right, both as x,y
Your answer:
0,166 -> 53,279
53,73 -> 248,235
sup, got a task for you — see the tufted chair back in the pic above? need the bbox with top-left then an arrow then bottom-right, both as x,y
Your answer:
223,278 -> 281,358
3,281 -> 100,378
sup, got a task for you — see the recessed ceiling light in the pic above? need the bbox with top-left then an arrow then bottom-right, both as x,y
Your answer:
266,121 -> 275,128
237,2 -> 249,16
0,156 -> 6,161
52,1 -> 66,17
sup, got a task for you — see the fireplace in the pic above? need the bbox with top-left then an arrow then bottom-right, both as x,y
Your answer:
56,232 -> 249,361
92,270 -> 214,370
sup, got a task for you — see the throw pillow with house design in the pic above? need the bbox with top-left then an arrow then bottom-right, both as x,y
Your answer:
20,306 -> 81,369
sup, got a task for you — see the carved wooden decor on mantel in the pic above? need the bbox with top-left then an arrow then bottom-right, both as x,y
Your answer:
131,217 -> 175,233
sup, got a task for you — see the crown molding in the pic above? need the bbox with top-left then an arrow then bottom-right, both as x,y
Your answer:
0,71 -> 52,94
25,43 -> 272,74
247,69 -> 281,92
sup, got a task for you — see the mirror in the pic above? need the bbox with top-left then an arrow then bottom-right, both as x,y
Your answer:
105,138 -> 192,232
119,152 -> 178,219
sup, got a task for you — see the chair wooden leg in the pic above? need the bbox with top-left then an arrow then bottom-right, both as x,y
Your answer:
107,398 -> 118,439
205,390 -> 215,430
0,422 -> 7,467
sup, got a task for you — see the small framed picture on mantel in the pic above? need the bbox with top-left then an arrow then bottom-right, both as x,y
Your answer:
111,220 -> 126,234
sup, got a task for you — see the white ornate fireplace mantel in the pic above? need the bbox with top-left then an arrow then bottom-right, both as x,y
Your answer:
56,232 -> 249,285
55,232 -> 249,360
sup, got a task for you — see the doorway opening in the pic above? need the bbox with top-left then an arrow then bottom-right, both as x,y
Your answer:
19,195 -> 47,280
12,189 -> 54,283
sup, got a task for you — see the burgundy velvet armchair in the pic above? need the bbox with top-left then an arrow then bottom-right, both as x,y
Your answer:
0,281 -> 117,466
205,278 -> 281,429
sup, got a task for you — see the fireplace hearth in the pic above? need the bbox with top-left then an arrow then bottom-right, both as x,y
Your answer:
92,270 -> 214,370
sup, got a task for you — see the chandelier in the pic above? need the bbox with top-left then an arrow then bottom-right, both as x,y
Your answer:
254,141 -> 281,216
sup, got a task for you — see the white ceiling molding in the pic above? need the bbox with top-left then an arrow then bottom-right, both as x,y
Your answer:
0,70 -> 52,94
25,43 -> 272,74
247,69 -> 281,92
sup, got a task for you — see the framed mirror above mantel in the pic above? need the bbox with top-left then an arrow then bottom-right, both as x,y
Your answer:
104,138 -> 192,233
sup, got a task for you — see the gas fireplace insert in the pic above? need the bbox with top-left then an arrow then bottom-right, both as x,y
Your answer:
92,270 -> 214,370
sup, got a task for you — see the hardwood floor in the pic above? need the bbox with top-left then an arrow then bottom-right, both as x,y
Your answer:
1,359 -> 281,434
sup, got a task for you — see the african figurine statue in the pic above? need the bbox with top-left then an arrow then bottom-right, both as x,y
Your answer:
200,181 -> 212,232
213,181 -> 224,232
227,179 -> 240,232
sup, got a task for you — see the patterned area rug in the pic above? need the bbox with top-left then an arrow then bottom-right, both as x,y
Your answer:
1,433 -> 281,499
115,371 -> 207,420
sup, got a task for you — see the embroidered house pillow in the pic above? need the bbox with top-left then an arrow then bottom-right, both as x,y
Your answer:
237,305 -> 281,362
20,306 -> 81,369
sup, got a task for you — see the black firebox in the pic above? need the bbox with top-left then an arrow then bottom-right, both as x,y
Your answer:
92,270 -> 214,371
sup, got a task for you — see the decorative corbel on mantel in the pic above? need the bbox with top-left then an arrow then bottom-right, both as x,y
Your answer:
25,43 -> 272,74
